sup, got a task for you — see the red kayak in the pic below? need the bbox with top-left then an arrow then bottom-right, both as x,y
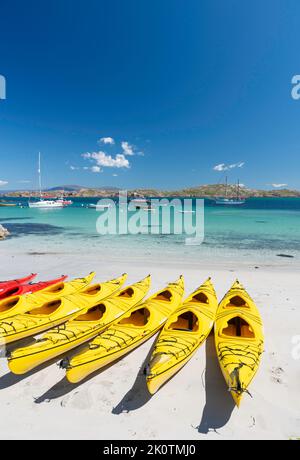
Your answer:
0,273 -> 37,292
0,275 -> 68,300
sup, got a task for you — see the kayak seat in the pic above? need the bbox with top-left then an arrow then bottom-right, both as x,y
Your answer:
154,290 -> 172,302
119,307 -> 150,327
191,292 -> 209,304
74,304 -> 106,321
227,296 -> 248,307
45,283 -> 65,293
168,311 -> 199,332
81,284 -> 102,295
0,288 -> 19,298
28,300 -> 62,315
117,287 -> 134,298
0,297 -> 20,313
241,325 -> 255,338
222,317 -> 255,338
222,324 -> 236,337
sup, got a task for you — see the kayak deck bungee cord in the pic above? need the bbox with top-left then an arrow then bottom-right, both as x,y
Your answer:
62,275 -> 185,384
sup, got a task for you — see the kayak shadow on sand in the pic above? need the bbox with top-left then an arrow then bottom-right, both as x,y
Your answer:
33,351 -> 130,404
112,341 -> 155,414
0,341 -> 93,393
34,340 -> 155,407
196,335 -> 235,434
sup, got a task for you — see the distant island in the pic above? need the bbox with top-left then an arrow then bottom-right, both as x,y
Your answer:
1,184 -> 300,198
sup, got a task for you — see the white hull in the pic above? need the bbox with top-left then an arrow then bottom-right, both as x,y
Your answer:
29,200 -> 64,208
215,199 -> 245,205
130,199 -> 150,208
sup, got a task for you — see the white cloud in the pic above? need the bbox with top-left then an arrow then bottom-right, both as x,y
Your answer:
91,165 -> 101,173
213,163 -> 227,171
82,151 -> 130,169
70,165 -> 80,171
230,161 -> 244,169
213,161 -> 244,171
18,180 -> 31,184
112,174 -> 118,177
0,180 -> 8,186
121,141 -> 134,156
271,183 -> 288,188
98,137 -> 115,145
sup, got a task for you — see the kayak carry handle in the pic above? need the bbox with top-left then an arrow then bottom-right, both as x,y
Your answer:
59,357 -> 70,369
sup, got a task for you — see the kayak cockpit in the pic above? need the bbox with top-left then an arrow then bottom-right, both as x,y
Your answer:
81,284 -> 102,296
153,290 -> 172,302
227,295 -> 248,308
74,304 -> 106,321
0,287 -> 19,298
119,307 -> 150,327
117,287 -> 134,298
0,297 -> 20,312
168,311 -> 199,332
190,292 -> 209,304
28,299 -> 62,315
221,316 -> 255,338
45,283 -> 65,293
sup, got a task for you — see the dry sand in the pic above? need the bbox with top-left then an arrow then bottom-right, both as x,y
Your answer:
0,251 -> 299,440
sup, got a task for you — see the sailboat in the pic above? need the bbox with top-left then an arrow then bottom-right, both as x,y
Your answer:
28,153 -> 64,209
215,177 -> 246,206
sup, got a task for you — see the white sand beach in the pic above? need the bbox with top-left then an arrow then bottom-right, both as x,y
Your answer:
0,250 -> 299,440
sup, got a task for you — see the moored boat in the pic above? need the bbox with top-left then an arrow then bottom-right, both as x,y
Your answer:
215,177 -> 246,206
28,153 -> 64,209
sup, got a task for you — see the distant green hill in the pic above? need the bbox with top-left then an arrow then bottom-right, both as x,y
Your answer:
130,185 -> 300,198
46,185 -> 120,192
2,184 -> 300,198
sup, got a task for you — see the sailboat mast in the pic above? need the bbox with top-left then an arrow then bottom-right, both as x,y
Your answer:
38,152 -> 42,198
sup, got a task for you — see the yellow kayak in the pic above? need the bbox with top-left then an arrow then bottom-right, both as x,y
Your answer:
8,275 -> 151,374
0,274 -> 127,346
214,280 -> 264,407
64,276 -> 185,383
146,277 -> 218,394
0,272 -> 96,320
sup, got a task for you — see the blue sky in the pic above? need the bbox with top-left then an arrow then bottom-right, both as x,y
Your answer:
1,0 -> 300,190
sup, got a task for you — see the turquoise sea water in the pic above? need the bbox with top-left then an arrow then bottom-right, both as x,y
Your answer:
0,197 -> 299,264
